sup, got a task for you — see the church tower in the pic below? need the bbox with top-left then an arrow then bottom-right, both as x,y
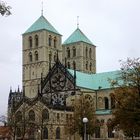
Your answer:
22,15 -> 62,98
62,27 -> 96,74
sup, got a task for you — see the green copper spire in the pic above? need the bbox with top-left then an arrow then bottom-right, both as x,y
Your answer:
24,15 -> 60,35
63,28 -> 93,45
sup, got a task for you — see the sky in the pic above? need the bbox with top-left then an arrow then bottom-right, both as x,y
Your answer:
0,0 -> 140,116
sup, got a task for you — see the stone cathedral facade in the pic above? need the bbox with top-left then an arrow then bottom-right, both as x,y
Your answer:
8,15 -> 118,140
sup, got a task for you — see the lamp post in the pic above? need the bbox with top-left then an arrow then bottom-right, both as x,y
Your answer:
83,117 -> 88,140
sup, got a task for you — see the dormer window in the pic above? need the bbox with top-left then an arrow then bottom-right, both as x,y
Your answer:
49,35 -> 52,46
35,35 -> 39,47
29,36 -> 32,48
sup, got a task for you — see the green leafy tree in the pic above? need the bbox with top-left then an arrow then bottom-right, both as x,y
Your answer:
110,58 -> 140,139
66,94 -> 96,138
0,1 -> 11,16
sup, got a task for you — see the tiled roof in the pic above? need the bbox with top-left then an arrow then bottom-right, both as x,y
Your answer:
63,28 -> 93,45
68,69 -> 120,90
24,15 -> 60,35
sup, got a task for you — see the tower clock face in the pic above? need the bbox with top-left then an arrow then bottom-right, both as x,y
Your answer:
51,73 -> 65,91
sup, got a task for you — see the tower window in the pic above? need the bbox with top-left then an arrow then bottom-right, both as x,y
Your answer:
35,51 -> 38,61
54,52 -> 57,61
49,35 -> 52,46
42,109 -> 49,121
54,37 -> 57,48
86,61 -> 88,70
73,61 -> 76,69
67,62 -> 70,69
29,110 -> 35,121
35,35 -> 39,47
90,63 -> 92,71
73,46 -> 76,57
29,52 -> 32,62
67,47 -> 70,58
29,36 -> 32,48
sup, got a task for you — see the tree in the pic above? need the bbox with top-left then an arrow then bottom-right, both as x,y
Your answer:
0,1 -> 11,16
110,58 -> 140,139
66,94 -> 96,138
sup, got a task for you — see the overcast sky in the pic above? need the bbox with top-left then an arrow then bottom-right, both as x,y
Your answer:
0,0 -> 140,116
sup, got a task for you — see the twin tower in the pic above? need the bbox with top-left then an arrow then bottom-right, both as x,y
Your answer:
22,15 -> 96,98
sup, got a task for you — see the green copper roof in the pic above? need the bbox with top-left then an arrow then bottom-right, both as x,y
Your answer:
68,69 -> 120,90
24,16 -> 60,35
96,109 -> 112,115
63,28 -> 93,45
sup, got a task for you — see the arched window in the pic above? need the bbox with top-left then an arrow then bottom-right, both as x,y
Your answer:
29,110 -> 35,121
67,48 -> 70,58
16,127 -> 22,137
107,119 -> 114,138
54,53 -> 57,61
89,48 -> 92,58
86,47 -> 88,58
111,96 -> 115,109
49,52 -> 52,62
90,63 -> 92,71
29,52 -> 32,62
73,61 -> 76,69
15,111 -> 22,122
56,127 -> 60,139
43,127 -> 48,139
104,97 -> 109,109
49,35 -> 52,46
67,62 -> 70,69
42,109 -> 49,121
29,36 -> 32,48
35,51 -> 38,61
73,47 -> 76,57
35,35 -> 39,47
86,61 -> 88,70
95,127 -> 100,138
54,37 -> 57,48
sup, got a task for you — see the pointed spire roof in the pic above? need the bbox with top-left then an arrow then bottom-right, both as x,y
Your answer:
24,15 -> 60,35
63,28 -> 93,45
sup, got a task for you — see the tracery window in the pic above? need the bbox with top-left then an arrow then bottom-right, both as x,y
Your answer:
29,110 -> 35,121
49,35 -> 52,46
29,36 -> 32,48
104,97 -> 109,109
43,127 -> 48,139
35,35 -> 39,47
42,109 -> 49,121
15,111 -> 22,122
35,51 -> 38,61
29,52 -> 32,62
73,46 -> 76,57
54,37 -> 57,48
56,127 -> 60,139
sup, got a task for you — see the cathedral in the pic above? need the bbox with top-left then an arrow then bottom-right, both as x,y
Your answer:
8,14 -> 118,140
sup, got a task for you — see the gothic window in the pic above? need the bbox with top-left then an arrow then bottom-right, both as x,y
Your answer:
57,113 -> 60,121
16,127 -> 22,137
86,61 -> 88,70
54,52 -> 57,61
49,52 -> 52,62
15,111 -> 22,122
67,47 -> 70,58
35,35 -> 39,47
86,47 -> 88,58
56,127 -> 60,139
104,97 -> 109,109
73,61 -> 76,69
49,35 -> 52,46
73,46 -> 76,57
67,62 -> 70,69
42,109 -> 49,121
89,48 -> 92,58
29,52 -> 32,62
54,37 -> 57,48
35,51 -> 38,61
29,36 -> 32,48
95,127 -> 100,138
43,127 -> 48,139
29,110 -> 35,121
90,63 -> 92,71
